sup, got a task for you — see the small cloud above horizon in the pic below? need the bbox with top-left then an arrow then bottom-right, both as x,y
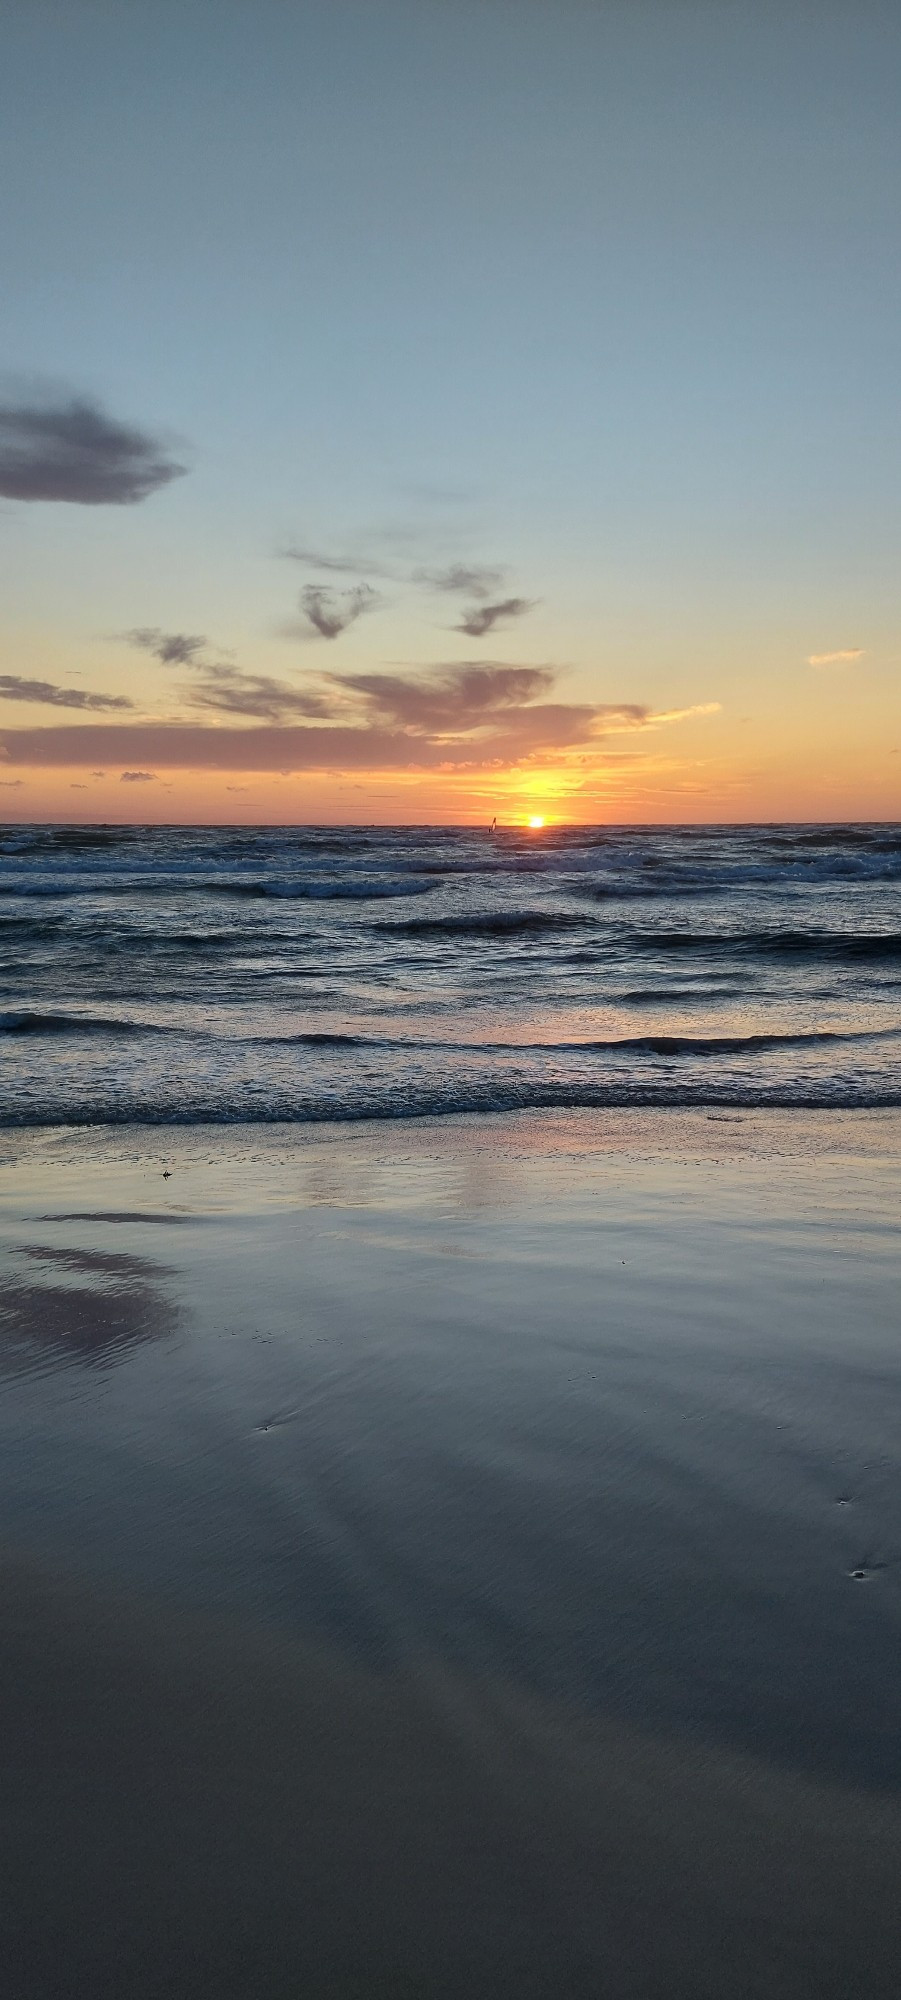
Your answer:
120,770 -> 157,783
127,628 -> 208,666
455,597 -> 536,638
416,563 -> 508,600
299,582 -> 380,640
807,648 -> 865,667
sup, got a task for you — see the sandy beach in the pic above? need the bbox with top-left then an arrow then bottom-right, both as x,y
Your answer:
2,1108 -> 901,1996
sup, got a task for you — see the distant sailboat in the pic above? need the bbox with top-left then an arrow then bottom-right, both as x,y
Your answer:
488,816 -> 497,834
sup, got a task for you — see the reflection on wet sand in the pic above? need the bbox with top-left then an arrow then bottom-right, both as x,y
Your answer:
1,1115 -> 900,1996
0,1245 -> 179,1371
38,1211 -> 195,1225
2,1550 -> 901,2000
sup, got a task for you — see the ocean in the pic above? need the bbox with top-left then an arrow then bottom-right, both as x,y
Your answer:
2,820 -> 900,1124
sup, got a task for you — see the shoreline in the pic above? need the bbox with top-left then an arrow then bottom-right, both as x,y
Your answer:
4,1097 -> 901,1156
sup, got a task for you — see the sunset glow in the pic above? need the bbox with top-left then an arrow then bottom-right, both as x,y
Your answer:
0,5 -> 897,828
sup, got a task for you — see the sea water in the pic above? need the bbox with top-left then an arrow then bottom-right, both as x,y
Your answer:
1,820 -> 900,1123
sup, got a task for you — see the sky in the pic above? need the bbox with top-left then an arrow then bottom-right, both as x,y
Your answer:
0,0 -> 899,825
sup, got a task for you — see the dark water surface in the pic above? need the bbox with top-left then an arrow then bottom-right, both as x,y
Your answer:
2,821 -> 901,1122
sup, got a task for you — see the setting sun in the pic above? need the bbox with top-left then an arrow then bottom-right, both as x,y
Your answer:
528,815 -> 545,829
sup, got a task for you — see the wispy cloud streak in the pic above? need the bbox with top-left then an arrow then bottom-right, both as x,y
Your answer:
0,674 -> 132,711
455,597 -> 535,638
415,563 -> 507,600
283,545 -> 393,579
186,665 -> 335,722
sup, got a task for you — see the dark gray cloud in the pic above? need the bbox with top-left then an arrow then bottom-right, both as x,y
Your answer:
0,778 -> 24,788
186,664 -> 335,723
0,674 -> 132,712
120,770 -> 157,783
0,396 -> 186,505
127,628 -> 207,666
455,597 -> 535,638
300,583 -> 380,640
415,563 -> 507,600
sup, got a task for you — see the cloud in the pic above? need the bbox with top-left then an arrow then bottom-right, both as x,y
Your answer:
0,395 -> 186,504
807,648 -> 864,667
70,782 -> 87,789
415,563 -> 508,600
283,545 -> 392,579
186,664 -> 335,722
0,674 -> 132,711
0,721 -> 590,773
91,769 -> 105,777
120,770 -> 157,783
0,662 -> 714,774
331,663 -> 558,733
299,583 -> 380,640
0,778 -> 24,788
646,702 -> 722,725
455,597 -> 535,638
127,628 -> 207,666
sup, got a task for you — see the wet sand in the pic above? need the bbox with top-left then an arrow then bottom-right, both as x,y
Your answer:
1,1110 -> 901,1996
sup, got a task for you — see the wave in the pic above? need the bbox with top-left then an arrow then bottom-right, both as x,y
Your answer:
217,876 -> 439,900
0,873 -> 440,900
617,986 -> 751,1004
5,1015 -> 892,1056
765,827 -> 901,852
518,1028 -> 893,1055
259,1030 -> 377,1047
0,1010 -> 167,1036
385,910 -> 589,938
617,928 -> 901,961
4,1078 -> 901,1126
